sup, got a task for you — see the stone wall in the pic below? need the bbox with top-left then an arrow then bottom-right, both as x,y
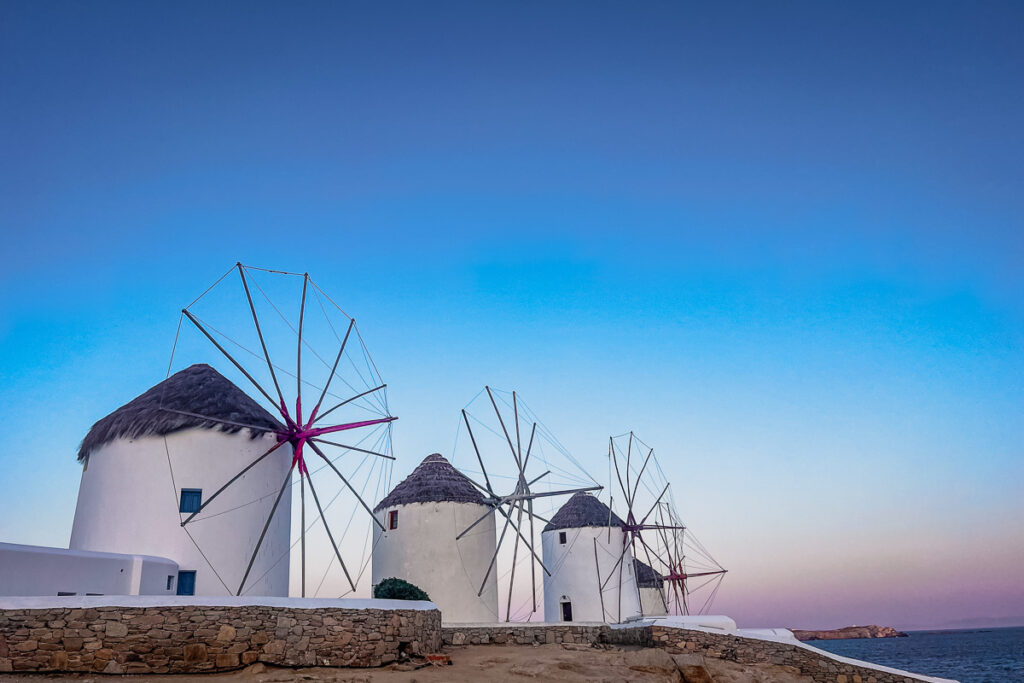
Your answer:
442,623 -> 608,646
641,625 -> 936,683
0,603 -> 941,683
0,603 -> 441,674
442,624 -> 941,683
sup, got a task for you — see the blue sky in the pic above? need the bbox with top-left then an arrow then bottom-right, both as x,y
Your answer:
1,1 -> 1022,628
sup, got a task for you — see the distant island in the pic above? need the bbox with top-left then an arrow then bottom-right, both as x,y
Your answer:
791,625 -> 909,641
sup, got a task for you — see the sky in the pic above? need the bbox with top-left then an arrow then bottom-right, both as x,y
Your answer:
1,1 -> 1022,629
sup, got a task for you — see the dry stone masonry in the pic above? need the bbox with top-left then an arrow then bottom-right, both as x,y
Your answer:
643,625 -> 936,683
443,623 -> 609,646
0,603 -> 441,674
0,600 -> 941,683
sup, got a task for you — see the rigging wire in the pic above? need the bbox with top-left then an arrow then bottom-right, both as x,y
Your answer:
245,276 -> 383,414
185,311 -> 386,418
184,264 -> 237,310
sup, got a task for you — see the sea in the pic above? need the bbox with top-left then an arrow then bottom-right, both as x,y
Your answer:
809,626 -> 1024,683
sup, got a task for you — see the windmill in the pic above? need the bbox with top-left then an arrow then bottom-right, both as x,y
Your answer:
650,501 -> 728,615
163,263 -> 396,597
602,432 -> 726,617
454,387 -> 602,621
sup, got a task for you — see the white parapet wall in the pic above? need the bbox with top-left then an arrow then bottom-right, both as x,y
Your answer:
0,542 -> 178,597
624,614 -> 739,631
0,594 -> 438,611
70,428 -> 292,597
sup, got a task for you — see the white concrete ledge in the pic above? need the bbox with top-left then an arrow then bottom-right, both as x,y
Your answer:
443,621 -> 607,628
619,614 -> 738,631
0,595 -> 438,612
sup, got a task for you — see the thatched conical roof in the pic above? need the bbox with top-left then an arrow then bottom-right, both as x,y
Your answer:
634,558 -> 664,588
543,491 -> 624,532
373,453 -> 486,512
77,364 -> 283,462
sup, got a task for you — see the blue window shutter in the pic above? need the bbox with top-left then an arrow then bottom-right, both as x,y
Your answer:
179,489 -> 202,514
176,570 -> 196,596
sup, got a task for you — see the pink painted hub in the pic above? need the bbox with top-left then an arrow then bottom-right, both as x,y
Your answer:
275,397 -> 396,475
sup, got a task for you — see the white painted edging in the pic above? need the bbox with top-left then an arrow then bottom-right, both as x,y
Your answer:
0,595 -> 438,612
615,620 -> 958,683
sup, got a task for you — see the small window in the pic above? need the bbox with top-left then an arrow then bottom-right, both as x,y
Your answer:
86,593 -> 103,596
388,510 -> 399,530
558,531 -> 567,545
166,575 -> 174,591
176,570 -> 196,596
57,591 -> 76,596
179,489 -> 202,514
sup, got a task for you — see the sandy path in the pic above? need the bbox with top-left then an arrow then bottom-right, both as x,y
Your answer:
0,645 -> 685,683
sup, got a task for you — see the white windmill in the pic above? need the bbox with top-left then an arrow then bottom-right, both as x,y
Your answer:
450,387 -> 602,622
371,453 -> 499,623
71,264 -> 397,598
603,432 -> 728,617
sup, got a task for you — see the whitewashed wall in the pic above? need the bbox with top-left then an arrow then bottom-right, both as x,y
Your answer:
541,526 -> 642,623
639,585 -> 668,616
70,429 -> 292,597
372,501 -> 498,623
0,542 -> 178,597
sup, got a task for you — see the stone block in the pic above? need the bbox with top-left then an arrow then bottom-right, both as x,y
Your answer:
183,643 -> 208,663
48,651 -> 68,671
62,637 -> 84,651
216,653 -> 240,668
105,621 -> 128,637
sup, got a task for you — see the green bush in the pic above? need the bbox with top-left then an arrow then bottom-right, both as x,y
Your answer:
373,577 -> 430,601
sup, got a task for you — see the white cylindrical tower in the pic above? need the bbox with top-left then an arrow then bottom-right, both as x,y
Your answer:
542,492 -> 642,623
635,558 -> 668,616
70,364 -> 292,597
372,453 -> 498,623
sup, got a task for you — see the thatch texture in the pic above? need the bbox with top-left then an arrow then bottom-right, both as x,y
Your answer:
543,491 -> 624,532
373,453 -> 486,512
77,364 -> 284,462
633,558 -> 664,588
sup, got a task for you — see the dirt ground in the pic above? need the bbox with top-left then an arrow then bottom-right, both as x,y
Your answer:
0,644 -> 814,683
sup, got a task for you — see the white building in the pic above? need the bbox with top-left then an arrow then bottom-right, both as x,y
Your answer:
372,454 -> 498,623
541,492 -> 642,623
0,542 -> 178,597
68,364 -> 292,597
